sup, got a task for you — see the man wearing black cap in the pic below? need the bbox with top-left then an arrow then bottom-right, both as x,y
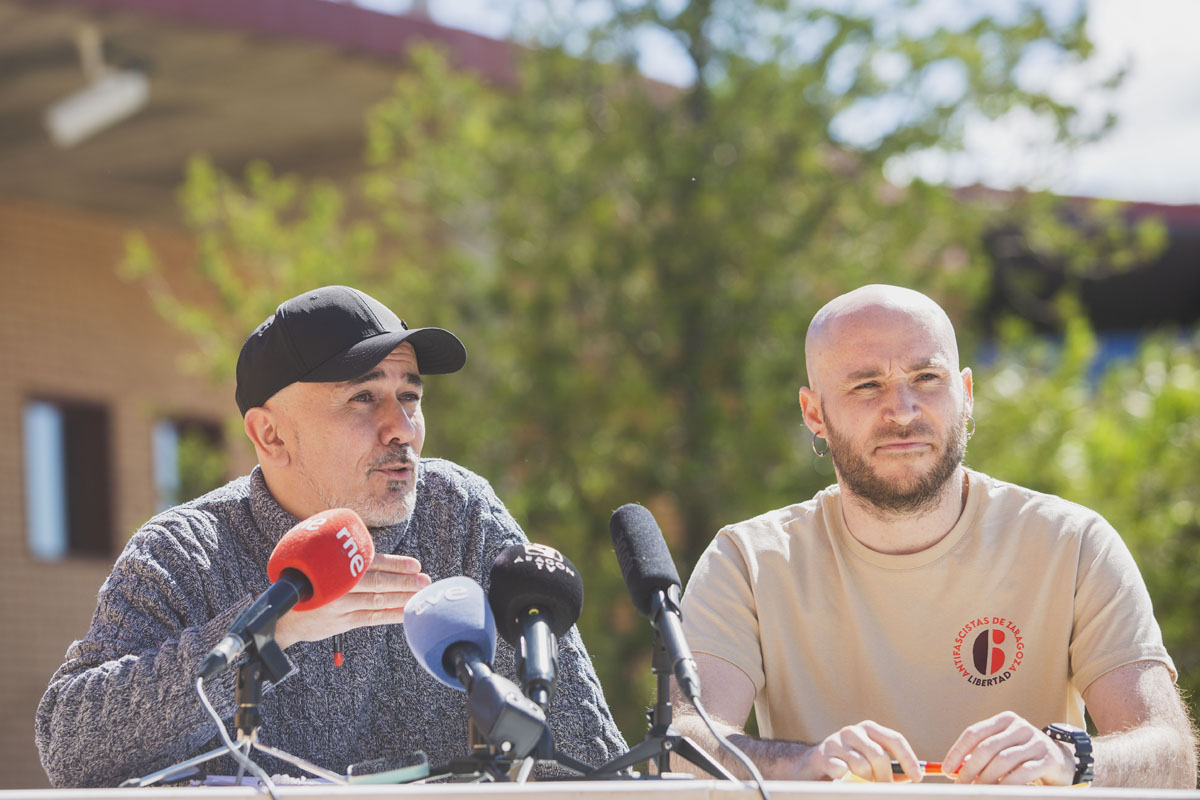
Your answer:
35,286 -> 627,787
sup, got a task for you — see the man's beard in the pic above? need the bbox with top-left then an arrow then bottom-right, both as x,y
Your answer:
824,408 -> 966,517
294,435 -> 419,528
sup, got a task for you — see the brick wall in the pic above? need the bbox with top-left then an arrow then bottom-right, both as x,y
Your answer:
0,198 -> 254,788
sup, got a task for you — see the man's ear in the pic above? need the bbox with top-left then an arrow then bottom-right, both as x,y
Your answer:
799,386 -> 824,436
243,406 -> 290,467
962,367 -> 974,416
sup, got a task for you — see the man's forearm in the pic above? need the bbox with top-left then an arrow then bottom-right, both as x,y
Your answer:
35,607 -> 248,787
1094,722 -> 1199,788
671,711 -> 814,780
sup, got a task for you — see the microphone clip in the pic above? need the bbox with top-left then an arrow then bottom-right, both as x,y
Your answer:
245,620 -> 292,685
197,612 -> 292,685
647,587 -> 701,702
465,671 -> 547,760
514,608 -> 559,711
648,584 -> 683,624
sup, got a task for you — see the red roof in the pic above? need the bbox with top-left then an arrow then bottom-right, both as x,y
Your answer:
41,0 -> 518,82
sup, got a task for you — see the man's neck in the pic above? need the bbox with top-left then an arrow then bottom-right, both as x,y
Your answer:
839,467 -> 969,555
256,464 -> 316,525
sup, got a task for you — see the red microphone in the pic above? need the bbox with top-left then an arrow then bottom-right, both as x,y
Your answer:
197,508 -> 374,680
265,508 -> 374,607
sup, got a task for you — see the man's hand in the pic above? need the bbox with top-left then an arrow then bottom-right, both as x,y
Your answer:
943,711 -> 1075,785
671,655 -> 928,783
274,554 -> 431,649
801,721 -> 923,782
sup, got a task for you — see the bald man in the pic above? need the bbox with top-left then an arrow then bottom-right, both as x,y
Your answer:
672,285 -> 1197,787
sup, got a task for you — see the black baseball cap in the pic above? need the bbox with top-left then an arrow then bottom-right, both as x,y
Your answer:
235,285 -> 467,416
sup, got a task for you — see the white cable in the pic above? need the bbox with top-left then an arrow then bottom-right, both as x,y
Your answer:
195,677 -> 280,800
514,756 -> 536,783
692,697 -> 772,800
251,733 -> 348,783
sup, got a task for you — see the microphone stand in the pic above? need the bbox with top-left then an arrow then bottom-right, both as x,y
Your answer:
427,718 -> 518,783
427,680 -> 593,782
428,726 -> 592,783
587,628 -> 735,780
124,631 -> 345,788
514,631 -> 597,780
530,726 -> 595,777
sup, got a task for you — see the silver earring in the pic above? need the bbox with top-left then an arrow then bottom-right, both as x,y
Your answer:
966,415 -> 975,441
812,432 -> 828,457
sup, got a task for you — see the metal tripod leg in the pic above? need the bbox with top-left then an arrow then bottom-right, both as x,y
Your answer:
550,750 -> 593,775
670,734 -> 738,780
120,736 -> 250,788
589,730 -> 735,780
123,657 -> 345,788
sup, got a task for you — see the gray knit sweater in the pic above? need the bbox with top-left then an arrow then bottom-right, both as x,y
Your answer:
35,459 -> 627,787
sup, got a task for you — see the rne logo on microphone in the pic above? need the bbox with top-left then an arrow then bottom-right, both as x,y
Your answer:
409,584 -> 470,616
335,527 -> 366,577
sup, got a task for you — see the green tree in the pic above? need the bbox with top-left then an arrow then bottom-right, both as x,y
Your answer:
124,0 -> 1163,743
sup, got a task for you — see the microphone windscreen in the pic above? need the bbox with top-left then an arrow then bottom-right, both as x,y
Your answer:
403,576 -> 496,690
609,503 -> 681,618
267,508 -> 373,611
488,543 -> 583,644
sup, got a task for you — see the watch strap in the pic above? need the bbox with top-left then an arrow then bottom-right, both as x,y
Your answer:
1043,723 -> 1094,784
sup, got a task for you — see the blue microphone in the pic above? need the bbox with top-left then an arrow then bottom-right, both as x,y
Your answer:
404,576 -> 496,690
403,576 -> 547,758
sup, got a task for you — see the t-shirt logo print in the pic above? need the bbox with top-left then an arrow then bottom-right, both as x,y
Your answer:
974,627 -> 1006,675
952,616 -> 1026,687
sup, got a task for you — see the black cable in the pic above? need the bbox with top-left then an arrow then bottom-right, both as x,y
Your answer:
692,697 -> 772,800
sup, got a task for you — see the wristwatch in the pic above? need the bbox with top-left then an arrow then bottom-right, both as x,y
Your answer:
1043,723 -> 1094,784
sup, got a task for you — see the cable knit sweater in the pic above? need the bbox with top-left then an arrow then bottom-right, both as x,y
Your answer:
35,459 -> 627,787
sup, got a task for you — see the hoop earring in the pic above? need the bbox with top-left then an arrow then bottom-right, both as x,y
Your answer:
812,432 -> 828,457
965,415 -> 975,441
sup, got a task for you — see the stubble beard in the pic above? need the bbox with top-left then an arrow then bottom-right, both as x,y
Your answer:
824,406 -> 967,518
357,469 -> 417,528
293,432 -> 418,528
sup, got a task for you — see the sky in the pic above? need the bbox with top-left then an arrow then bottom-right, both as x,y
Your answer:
1062,0 -> 1200,205
362,0 -> 1200,206
905,0 -> 1200,206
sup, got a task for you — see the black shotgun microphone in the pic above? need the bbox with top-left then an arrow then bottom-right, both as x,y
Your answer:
609,503 -> 701,701
488,543 -> 583,711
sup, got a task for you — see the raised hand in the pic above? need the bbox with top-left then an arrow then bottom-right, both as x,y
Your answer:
274,553 -> 431,649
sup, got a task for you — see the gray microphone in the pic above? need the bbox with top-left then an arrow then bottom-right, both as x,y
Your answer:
609,503 -> 701,701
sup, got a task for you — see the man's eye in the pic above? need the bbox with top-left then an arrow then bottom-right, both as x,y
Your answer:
917,373 -> 939,382
351,391 -> 374,402
400,392 -> 422,403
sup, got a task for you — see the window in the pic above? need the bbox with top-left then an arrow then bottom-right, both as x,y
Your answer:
22,398 -> 114,559
153,417 -> 226,511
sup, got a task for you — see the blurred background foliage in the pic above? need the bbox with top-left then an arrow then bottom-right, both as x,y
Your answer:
121,0 -> 1195,749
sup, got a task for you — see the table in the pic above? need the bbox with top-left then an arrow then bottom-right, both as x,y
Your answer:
3,780 -> 1198,800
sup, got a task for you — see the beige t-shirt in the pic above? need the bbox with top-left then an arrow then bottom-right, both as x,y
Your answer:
681,469 -> 1174,759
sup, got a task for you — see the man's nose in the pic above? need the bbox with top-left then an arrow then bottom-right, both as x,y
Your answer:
380,399 -> 418,444
883,384 -> 921,427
